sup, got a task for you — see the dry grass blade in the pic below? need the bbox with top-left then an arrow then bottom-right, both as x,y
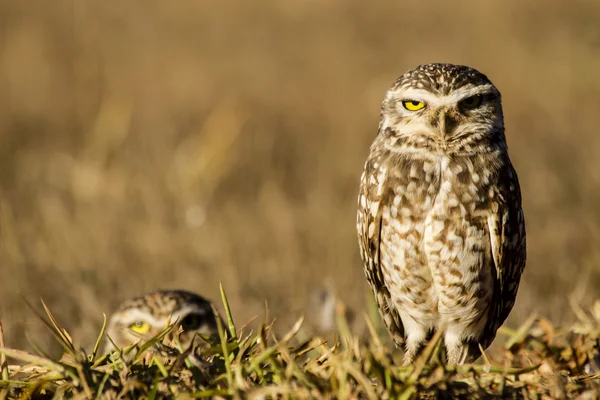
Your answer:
364,312 -> 384,351
342,361 -> 378,400
292,337 -> 325,358
0,348 -> 65,374
22,297 -> 76,356
278,316 -> 304,344
40,300 -> 76,355
479,343 -> 493,366
335,302 -> 352,352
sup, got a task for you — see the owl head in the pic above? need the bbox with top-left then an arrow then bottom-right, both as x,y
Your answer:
103,289 -> 220,354
378,63 -> 506,154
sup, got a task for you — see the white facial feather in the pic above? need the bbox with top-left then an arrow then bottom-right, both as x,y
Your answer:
387,84 -> 496,108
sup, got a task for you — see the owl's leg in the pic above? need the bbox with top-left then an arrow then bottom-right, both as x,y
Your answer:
402,331 -> 428,365
444,331 -> 470,366
399,311 -> 429,365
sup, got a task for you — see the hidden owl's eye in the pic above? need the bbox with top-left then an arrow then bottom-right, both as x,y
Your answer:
180,314 -> 204,331
459,95 -> 482,109
129,321 -> 151,334
402,100 -> 426,111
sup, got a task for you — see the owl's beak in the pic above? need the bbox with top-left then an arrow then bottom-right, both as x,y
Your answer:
437,108 -> 460,137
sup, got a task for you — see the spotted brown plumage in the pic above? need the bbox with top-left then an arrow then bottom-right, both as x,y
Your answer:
104,289 -> 221,356
357,63 -> 526,365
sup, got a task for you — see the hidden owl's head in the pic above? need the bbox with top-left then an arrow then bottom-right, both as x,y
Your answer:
104,289 -> 220,353
378,63 -> 505,154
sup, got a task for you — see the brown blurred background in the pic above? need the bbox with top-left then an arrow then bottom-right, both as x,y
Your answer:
1,1 -> 599,355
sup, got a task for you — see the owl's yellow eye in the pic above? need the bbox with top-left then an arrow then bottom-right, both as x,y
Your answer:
402,100 -> 426,111
129,321 -> 151,334
459,95 -> 482,109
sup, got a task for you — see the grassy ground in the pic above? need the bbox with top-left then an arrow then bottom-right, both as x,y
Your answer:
0,0 -> 600,393
1,288 -> 600,399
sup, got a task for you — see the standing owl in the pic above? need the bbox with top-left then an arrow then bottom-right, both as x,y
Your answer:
357,63 -> 526,365
104,289 -> 221,356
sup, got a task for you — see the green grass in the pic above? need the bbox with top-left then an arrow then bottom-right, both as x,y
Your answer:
1,289 -> 600,399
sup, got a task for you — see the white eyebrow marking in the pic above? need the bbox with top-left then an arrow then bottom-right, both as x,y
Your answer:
388,84 -> 496,107
119,305 -> 209,328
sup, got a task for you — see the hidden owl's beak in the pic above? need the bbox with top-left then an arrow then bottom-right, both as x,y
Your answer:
436,108 -> 460,137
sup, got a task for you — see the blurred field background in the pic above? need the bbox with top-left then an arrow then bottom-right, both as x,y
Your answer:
0,0 -> 599,356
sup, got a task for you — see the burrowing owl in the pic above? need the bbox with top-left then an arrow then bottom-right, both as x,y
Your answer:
104,289 -> 220,354
357,63 -> 526,365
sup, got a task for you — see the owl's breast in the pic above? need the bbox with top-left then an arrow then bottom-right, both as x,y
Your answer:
377,155 -> 443,324
381,155 -> 441,218
387,154 -> 494,215
378,153 -> 496,329
422,155 -> 496,329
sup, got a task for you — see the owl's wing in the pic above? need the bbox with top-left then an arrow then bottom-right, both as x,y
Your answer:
487,162 -> 527,335
357,162 -> 405,347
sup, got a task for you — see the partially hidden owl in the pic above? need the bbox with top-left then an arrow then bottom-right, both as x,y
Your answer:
357,63 -> 526,365
104,289 -> 221,357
